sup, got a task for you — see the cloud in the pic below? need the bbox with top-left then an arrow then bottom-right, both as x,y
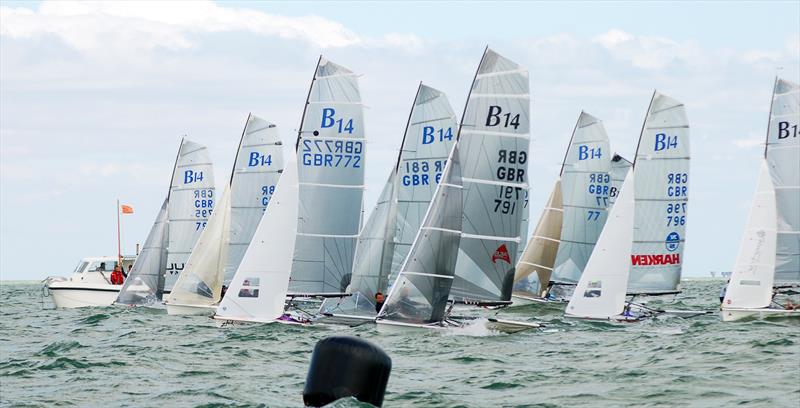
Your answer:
592,29 -> 703,70
0,1 -> 363,53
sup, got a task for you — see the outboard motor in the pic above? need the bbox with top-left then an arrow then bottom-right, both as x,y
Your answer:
303,336 -> 391,407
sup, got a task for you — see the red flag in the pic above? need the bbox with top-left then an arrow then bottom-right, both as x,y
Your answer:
491,244 -> 511,264
120,204 -> 134,214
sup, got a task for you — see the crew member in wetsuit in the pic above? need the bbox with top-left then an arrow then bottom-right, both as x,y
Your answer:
374,292 -> 385,314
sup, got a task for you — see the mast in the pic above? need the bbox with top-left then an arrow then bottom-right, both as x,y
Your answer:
764,76 -> 779,159
295,55 -> 323,152
395,83 -> 423,172
456,46 -> 488,142
559,110 -> 582,176
632,90 -> 657,169
230,113 -> 252,185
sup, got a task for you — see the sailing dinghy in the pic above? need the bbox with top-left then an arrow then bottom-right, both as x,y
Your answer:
449,47 -> 530,307
565,92 -> 706,321
113,138 -> 215,306
319,83 -> 457,324
512,112 -> 622,305
287,57 -> 366,303
213,153 -> 301,325
165,115 -> 284,315
722,78 -> 800,322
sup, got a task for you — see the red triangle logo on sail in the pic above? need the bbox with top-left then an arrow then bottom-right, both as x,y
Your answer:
491,244 -> 511,264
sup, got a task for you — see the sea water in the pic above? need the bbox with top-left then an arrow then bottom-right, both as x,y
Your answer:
1,280 -> 798,407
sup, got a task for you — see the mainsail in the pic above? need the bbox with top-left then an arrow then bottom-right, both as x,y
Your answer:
379,145 -> 463,324
723,162 -> 777,309
551,112 -> 613,286
766,78 -> 800,285
164,139 -> 216,293
322,84 -> 457,316
225,115 -> 285,283
450,48 -> 530,304
628,92 -> 690,295
115,199 -> 168,305
565,171 -> 635,319
609,154 -> 633,207
215,154 -> 300,323
289,57 -> 366,296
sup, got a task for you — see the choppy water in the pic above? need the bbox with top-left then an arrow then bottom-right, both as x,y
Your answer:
1,280 -> 798,407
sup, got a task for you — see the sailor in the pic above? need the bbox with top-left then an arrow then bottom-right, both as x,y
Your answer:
110,266 -> 125,285
95,262 -> 107,272
374,292 -> 385,313
719,280 -> 729,304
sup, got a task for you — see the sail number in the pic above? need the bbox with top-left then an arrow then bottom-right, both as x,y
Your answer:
654,133 -> 679,151
778,121 -> 798,139
402,159 -> 447,186
183,170 -> 205,184
192,188 -> 214,227
494,186 -> 524,214
262,185 -> 275,207
486,106 -> 521,129
321,108 -> 355,134
301,139 -> 362,168
588,173 -> 611,206
578,145 -> 602,160
497,149 -> 527,182
667,172 -> 688,197
248,152 -> 272,167
422,126 -> 453,144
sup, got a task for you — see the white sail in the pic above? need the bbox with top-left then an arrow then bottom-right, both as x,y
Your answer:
512,181 -> 563,297
166,187 -> 232,307
322,84 -> 458,316
723,162 -> 777,309
225,115 -> 285,284
565,171 -> 635,319
451,48 -> 530,304
628,92 -> 690,295
116,199 -> 168,305
766,78 -> 800,284
289,57 -> 366,296
551,112 -> 613,285
379,145 -> 463,324
608,154 -> 633,207
517,189 -> 530,262
164,139 -> 216,293
215,154 -> 300,323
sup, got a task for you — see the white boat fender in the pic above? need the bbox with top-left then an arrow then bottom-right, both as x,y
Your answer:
303,336 -> 391,407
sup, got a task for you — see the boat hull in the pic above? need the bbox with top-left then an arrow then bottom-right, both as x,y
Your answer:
47,281 -> 120,308
166,302 -> 217,316
375,319 -> 451,333
485,318 -> 541,333
720,307 -> 800,322
317,313 -> 375,327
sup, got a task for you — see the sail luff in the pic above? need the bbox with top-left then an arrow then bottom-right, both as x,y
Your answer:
115,199 -> 169,305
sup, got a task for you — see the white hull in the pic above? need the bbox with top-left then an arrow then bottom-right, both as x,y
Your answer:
485,318 -> 541,333
720,307 -> 800,322
165,302 -> 217,316
47,281 -> 120,308
317,313 -> 376,327
375,319 -> 453,333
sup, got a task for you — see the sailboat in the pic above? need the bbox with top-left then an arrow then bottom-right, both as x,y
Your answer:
512,112 -> 629,305
722,78 -> 800,321
287,57 -> 366,301
213,153 -> 300,325
113,138 -> 216,306
376,144 -> 465,331
165,115 -> 284,315
319,83 -> 457,323
449,47 -> 530,307
566,91 -> 700,321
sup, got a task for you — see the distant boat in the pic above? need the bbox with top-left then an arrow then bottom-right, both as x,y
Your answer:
512,112 -> 630,305
319,83 -> 457,323
722,78 -> 800,322
565,92 -> 703,321
165,115 -> 284,315
45,255 -> 136,308
287,57 -> 366,300
449,47 -> 531,307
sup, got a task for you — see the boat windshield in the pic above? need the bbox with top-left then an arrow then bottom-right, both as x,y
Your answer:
73,261 -> 89,274
85,260 -> 117,273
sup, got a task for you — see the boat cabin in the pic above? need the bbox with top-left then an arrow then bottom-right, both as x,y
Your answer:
67,255 -> 137,284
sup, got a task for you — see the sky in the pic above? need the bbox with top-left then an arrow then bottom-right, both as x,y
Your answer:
1,1 -> 798,281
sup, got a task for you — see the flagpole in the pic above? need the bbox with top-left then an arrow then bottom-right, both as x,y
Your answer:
117,198 -> 122,267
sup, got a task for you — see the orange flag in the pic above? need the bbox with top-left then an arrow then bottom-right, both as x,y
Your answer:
121,204 -> 134,214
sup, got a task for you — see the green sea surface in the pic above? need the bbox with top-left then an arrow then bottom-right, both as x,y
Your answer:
1,280 -> 798,407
